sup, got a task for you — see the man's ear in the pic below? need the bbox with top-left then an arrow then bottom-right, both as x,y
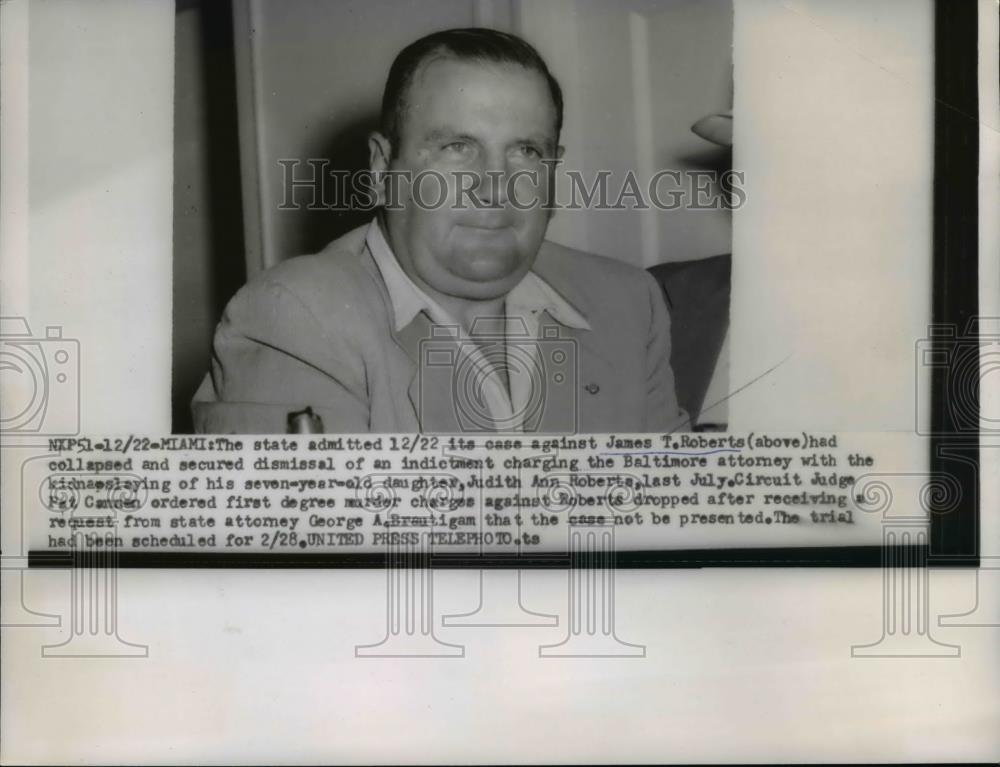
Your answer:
368,132 -> 393,207
369,132 -> 392,173
556,145 -> 565,160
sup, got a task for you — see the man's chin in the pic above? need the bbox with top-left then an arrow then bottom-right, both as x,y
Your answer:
441,266 -> 530,300
452,227 -> 518,255
450,246 -> 525,282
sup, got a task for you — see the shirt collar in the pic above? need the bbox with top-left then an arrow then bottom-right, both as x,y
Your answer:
366,218 -> 447,331
365,218 -> 590,333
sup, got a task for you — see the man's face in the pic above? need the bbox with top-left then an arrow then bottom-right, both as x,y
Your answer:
372,57 -> 561,301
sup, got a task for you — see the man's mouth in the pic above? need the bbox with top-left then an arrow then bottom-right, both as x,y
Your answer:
458,220 -> 510,231
457,211 -> 512,231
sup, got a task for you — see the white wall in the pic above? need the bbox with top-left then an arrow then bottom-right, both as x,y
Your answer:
730,0 -> 934,431
520,0 -> 733,267
24,0 -> 175,434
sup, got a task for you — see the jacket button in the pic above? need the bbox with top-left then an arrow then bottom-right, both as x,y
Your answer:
585,383 -> 600,395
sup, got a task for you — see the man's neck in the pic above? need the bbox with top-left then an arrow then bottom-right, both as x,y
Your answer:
377,216 -> 514,339
434,293 -> 506,338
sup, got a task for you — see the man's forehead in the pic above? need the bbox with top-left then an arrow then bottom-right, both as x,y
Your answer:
411,53 -> 541,83
402,56 -> 557,135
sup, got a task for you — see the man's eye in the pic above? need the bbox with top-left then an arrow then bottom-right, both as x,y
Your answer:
442,141 -> 470,154
518,144 -> 543,159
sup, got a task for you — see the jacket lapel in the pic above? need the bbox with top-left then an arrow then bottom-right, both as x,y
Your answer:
359,249 -> 440,431
394,313 -> 463,433
534,309 -> 614,434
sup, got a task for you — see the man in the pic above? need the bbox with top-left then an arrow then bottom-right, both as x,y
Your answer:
192,28 -> 686,434
648,110 -> 733,428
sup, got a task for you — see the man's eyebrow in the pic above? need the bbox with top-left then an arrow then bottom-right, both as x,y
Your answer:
512,135 -> 554,148
423,128 -> 477,143
420,129 -> 555,148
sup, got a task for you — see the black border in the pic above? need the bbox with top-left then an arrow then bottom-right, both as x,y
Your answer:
926,0 -> 981,565
30,544 -> 923,569
29,0 -> 982,570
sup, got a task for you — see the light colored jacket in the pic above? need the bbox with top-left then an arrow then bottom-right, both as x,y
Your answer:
191,223 -> 685,433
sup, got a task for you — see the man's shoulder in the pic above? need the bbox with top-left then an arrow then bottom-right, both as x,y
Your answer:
533,239 -> 656,310
235,224 -> 382,315
537,239 -> 647,278
254,224 -> 372,291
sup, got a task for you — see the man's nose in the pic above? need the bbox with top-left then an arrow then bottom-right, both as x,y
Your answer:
473,150 -> 509,206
